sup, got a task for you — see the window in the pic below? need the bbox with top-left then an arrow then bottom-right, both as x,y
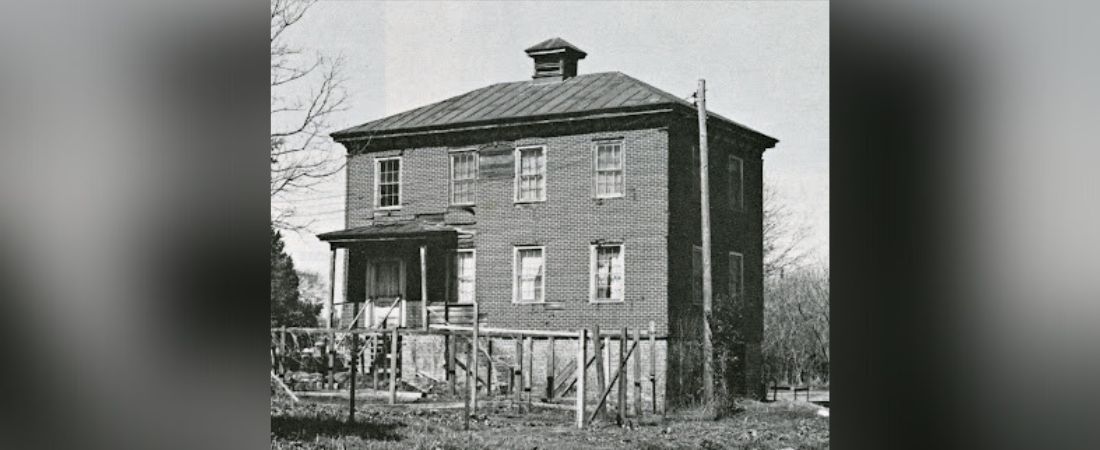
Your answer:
451,151 -> 478,205
515,145 -> 546,202
455,250 -> 476,303
594,141 -> 624,197
375,157 -> 401,209
590,244 -> 625,302
729,155 -> 743,211
513,246 -> 545,303
692,245 -> 703,305
729,252 -> 744,303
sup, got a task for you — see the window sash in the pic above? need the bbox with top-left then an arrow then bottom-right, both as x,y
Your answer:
729,155 -> 743,211
516,147 -> 546,202
729,252 -> 743,302
594,143 -> 624,197
451,152 -> 478,205
592,244 -> 624,301
456,250 -> 476,303
514,247 -> 544,302
376,158 -> 401,208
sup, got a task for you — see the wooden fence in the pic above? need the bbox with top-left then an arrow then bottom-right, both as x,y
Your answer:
271,320 -> 662,430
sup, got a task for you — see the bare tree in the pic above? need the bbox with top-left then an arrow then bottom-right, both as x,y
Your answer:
763,182 -> 813,279
760,181 -> 829,386
271,0 -> 347,230
762,267 -> 829,385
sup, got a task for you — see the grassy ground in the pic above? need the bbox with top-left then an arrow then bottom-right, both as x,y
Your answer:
271,395 -> 829,449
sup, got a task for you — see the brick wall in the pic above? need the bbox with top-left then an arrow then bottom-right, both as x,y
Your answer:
665,117 -> 768,402
339,113 -> 769,403
344,125 -> 670,335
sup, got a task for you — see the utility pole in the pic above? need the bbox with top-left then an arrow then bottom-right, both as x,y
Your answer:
696,79 -> 715,407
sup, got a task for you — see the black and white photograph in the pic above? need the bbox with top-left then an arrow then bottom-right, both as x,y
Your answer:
270,1 -> 828,448
11,0 -> 1100,449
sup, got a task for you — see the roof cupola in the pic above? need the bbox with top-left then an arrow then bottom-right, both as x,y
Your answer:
525,37 -> 587,82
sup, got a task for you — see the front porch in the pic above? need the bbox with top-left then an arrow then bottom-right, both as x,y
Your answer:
318,220 -> 477,330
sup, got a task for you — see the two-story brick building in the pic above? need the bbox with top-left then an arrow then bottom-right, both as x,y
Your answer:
318,38 -> 777,404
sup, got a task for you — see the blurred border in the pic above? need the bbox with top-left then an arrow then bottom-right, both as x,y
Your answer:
0,1 -> 270,449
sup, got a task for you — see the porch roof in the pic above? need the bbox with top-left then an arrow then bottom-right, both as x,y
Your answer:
316,220 -> 459,243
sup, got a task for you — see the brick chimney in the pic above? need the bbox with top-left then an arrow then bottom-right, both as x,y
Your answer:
525,37 -> 587,82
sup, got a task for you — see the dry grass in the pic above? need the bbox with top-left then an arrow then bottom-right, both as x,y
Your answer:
271,396 -> 828,449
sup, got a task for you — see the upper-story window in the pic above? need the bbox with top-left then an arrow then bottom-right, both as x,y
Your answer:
593,141 -> 624,198
729,155 -> 743,211
515,145 -> 546,203
375,156 -> 401,209
590,243 -> 625,302
450,151 -> 478,205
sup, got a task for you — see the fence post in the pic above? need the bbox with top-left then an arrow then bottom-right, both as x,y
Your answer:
546,336 -> 556,400
649,320 -> 658,415
348,328 -> 357,423
618,327 -> 627,425
325,337 -> 334,390
514,334 -> 523,406
389,327 -> 398,405
471,301 -> 479,410
464,336 -> 472,431
525,336 -> 533,406
448,332 -> 457,396
633,328 -> 642,417
372,336 -> 379,390
593,325 -> 605,418
575,328 -> 587,429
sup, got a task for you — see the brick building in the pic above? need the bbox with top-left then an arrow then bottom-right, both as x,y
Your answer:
318,38 -> 777,404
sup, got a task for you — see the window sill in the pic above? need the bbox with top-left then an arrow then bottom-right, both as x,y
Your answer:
594,194 -> 625,200
590,299 -> 625,304
376,206 -> 402,211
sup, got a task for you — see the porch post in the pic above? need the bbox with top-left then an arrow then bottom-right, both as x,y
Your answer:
420,244 -> 428,330
327,248 -> 337,329
326,247 -> 337,389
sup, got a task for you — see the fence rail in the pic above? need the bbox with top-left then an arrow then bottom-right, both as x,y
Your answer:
272,321 -> 661,429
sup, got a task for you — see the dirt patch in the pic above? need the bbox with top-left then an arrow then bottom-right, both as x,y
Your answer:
271,397 -> 828,449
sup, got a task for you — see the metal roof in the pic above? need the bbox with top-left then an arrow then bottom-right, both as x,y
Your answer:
317,220 -> 458,242
330,71 -> 772,141
524,37 -> 587,56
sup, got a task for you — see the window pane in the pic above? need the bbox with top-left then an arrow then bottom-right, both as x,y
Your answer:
594,245 -> 624,300
516,248 -> 543,302
378,159 -> 400,207
517,147 -> 545,201
457,252 -> 475,303
596,144 -> 622,170
729,156 -> 742,210
451,153 -> 477,204
729,253 -> 742,301
595,143 -> 623,196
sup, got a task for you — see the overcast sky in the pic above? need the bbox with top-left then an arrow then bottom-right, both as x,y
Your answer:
274,0 -> 829,277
